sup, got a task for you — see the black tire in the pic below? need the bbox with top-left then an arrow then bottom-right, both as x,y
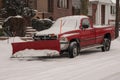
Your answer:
68,42 -> 79,58
101,38 -> 111,52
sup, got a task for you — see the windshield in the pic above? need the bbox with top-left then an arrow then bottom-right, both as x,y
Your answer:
51,18 -> 80,29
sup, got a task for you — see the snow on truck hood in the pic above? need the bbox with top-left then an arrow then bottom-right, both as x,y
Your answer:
36,16 -> 88,35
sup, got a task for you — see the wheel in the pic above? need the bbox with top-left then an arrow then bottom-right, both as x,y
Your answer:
101,38 -> 111,52
68,42 -> 79,58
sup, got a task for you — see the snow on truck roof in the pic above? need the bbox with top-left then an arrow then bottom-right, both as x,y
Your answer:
36,15 -> 88,35
58,15 -> 88,21
51,15 -> 88,29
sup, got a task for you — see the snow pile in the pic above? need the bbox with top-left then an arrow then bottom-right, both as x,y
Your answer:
13,49 -> 60,57
0,37 -> 25,44
4,16 -> 12,22
0,37 -> 59,58
0,43 -> 12,61
15,15 -> 23,18
0,25 -> 2,29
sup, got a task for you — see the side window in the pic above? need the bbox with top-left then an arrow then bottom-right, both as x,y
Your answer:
82,19 -> 91,29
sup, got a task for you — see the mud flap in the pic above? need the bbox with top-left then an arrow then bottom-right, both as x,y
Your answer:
12,40 -> 60,55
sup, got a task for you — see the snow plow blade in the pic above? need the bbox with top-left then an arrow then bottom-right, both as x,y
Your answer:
12,40 -> 60,55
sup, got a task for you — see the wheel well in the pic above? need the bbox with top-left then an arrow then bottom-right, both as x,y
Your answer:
104,33 -> 111,40
70,39 -> 80,47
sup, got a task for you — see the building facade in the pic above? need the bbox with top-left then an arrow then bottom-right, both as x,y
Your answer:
89,0 -> 116,25
28,0 -> 72,20
0,0 -> 117,24
0,0 -> 90,20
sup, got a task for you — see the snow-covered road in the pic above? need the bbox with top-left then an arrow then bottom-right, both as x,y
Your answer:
0,37 -> 120,80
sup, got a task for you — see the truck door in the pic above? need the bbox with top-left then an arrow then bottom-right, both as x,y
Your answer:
80,18 -> 96,47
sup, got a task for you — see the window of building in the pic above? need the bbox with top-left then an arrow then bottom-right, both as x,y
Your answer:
111,6 -> 116,15
57,0 -> 68,9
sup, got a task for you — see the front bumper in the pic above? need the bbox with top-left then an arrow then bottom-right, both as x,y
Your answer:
33,34 -> 69,51
60,42 -> 69,50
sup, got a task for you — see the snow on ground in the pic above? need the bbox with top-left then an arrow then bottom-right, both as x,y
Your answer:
13,49 -> 59,58
0,35 -> 120,80
0,37 -> 25,44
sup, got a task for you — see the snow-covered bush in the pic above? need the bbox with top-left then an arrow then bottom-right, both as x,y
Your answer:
31,19 -> 53,31
2,16 -> 26,37
0,0 -> 36,18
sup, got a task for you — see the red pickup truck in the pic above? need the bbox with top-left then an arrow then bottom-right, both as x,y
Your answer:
12,15 -> 115,58
33,15 -> 115,58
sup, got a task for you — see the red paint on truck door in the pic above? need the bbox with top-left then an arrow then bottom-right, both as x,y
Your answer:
80,18 -> 96,47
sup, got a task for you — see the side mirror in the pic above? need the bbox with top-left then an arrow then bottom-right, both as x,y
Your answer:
82,24 -> 89,29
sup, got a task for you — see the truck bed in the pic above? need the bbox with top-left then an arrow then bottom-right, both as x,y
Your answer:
93,25 -> 113,28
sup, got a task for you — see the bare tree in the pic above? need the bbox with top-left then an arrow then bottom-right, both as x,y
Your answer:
115,0 -> 119,38
80,0 -> 89,15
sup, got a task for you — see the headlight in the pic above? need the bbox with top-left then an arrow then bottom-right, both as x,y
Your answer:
60,37 -> 68,42
48,34 -> 55,37
60,37 -> 69,50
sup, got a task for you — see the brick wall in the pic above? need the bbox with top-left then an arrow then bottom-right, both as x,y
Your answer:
52,0 -> 72,20
36,0 -> 48,12
34,0 -> 72,20
0,0 -> 3,9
